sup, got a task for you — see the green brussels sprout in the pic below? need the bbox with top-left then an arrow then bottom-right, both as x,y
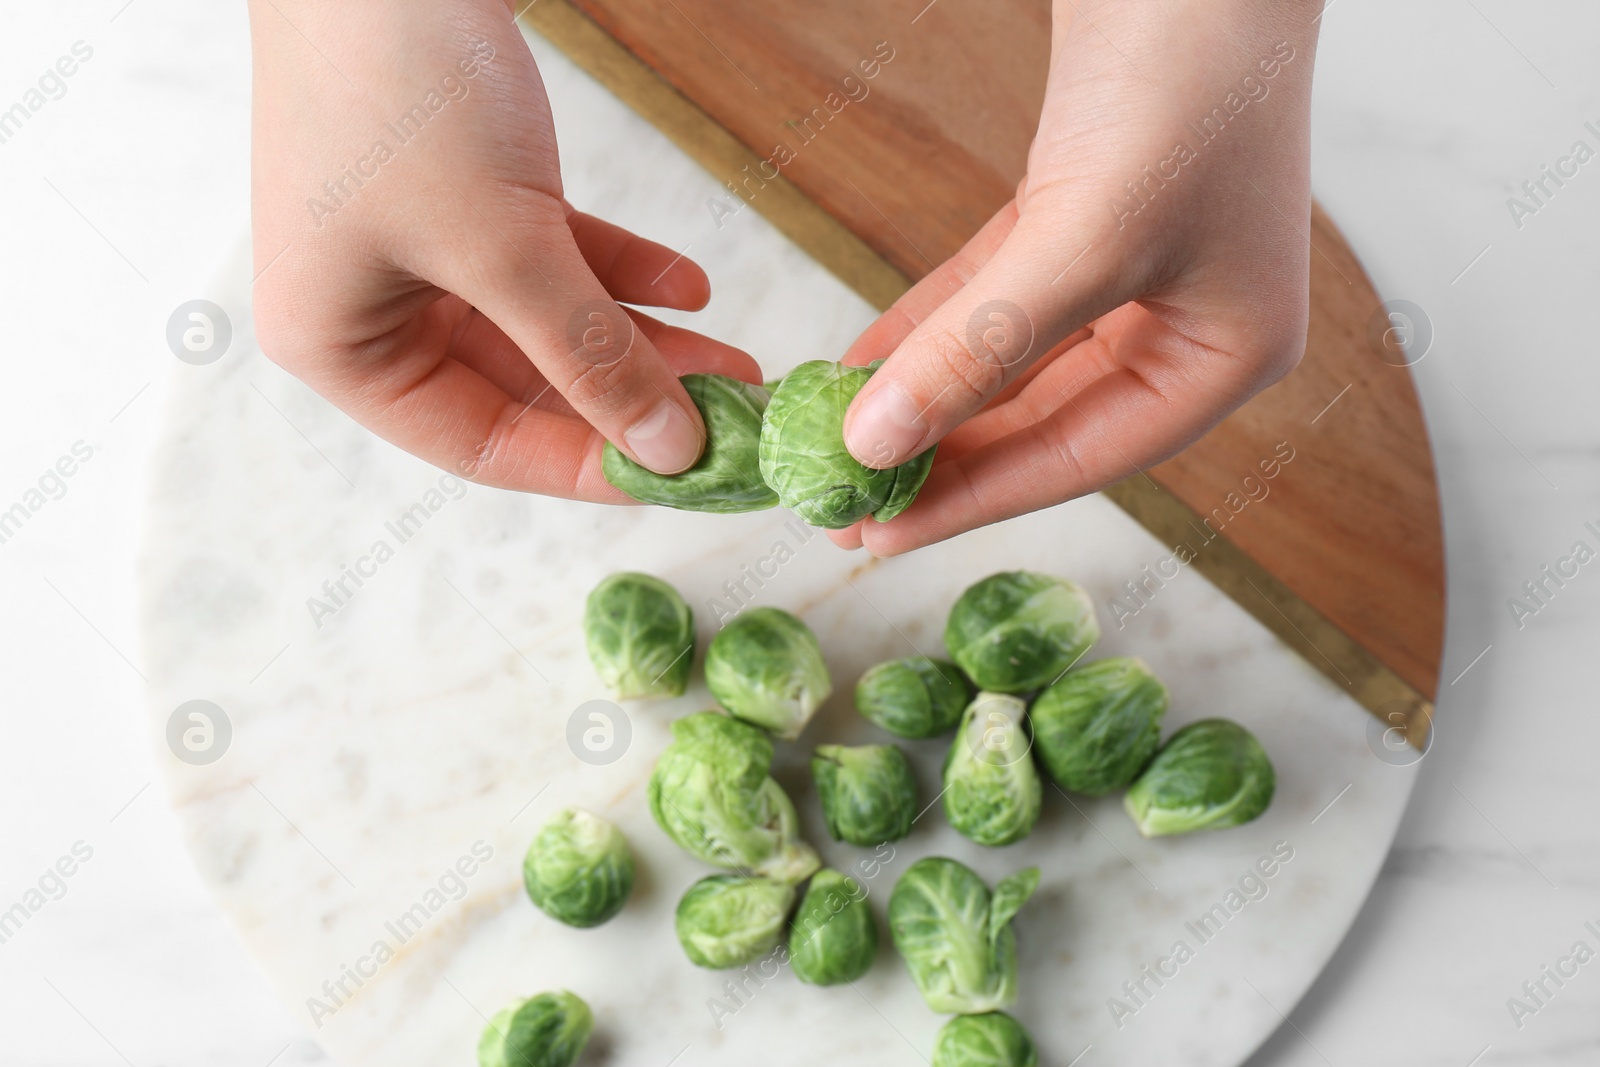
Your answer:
888,857 -> 1039,1014
1030,657 -> 1167,796
944,571 -> 1101,693
583,572 -> 695,699
521,808 -> 635,928
819,748 -> 921,844
675,874 -> 795,969
478,991 -> 592,1067
789,868 -> 878,985
932,1012 -> 1039,1067
757,360 -> 936,529
602,374 -> 778,514
943,693 -> 1041,847
1125,719 -> 1275,837
648,711 -> 820,882
704,607 -> 832,740
812,744 -> 917,846
855,656 -> 972,739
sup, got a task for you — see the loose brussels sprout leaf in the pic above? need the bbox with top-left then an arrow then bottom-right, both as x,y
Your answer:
648,711 -> 820,882
888,857 -> 1039,1014
757,360 -> 936,529
988,867 -> 1041,945
478,990 -> 593,1067
932,1012 -> 1039,1067
704,607 -> 832,740
675,874 -> 795,969
1031,657 -> 1167,796
855,656 -> 972,739
522,808 -> 635,928
812,744 -> 917,846
789,868 -> 878,986
942,693 -> 1041,847
602,374 -> 778,514
1125,718 -> 1275,837
583,572 -> 695,699
944,571 -> 1101,693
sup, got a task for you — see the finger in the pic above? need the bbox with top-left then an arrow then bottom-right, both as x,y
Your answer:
826,522 -> 867,551
448,304 -> 763,423
446,296 -> 563,408
285,307 -> 628,503
933,324 -> 1107,463
841,200 -> 1021,367
631,311 -> 763,384
859,326 -> 1280,556
565,204 -> 711,311
842,202 -> 1131,470
439,194 -> 706,475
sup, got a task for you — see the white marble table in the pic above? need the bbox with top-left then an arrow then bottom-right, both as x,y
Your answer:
2,2 -> 1598,1066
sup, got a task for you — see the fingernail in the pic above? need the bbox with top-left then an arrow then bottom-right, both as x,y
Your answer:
624,399 -> 702,474
847,381 -> 925,468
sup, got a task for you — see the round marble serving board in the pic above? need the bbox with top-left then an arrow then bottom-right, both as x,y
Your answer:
140,249 -> 1417,1067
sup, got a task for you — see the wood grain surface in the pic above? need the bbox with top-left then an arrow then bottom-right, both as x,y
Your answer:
520,0 -> 1444,738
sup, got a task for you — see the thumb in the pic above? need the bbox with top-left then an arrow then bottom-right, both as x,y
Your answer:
842,211 -> 1132,469
442,195 -> 708,475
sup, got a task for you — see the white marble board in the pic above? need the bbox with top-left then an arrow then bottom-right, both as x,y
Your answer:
138,29 -> 1418,1067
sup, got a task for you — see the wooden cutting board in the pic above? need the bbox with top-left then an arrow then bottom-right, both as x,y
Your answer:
519,0 -> 1444,742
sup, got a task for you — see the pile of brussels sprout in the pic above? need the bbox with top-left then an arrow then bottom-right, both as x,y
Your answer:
482,568 -> 1275,1067
602,363 -> 936,528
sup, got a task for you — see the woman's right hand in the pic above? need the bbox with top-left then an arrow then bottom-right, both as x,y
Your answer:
249,0 -> 759,498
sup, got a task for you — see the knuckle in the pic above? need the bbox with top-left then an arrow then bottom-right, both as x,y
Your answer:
1040,424 -> 1089,488
562,355 -> 640,418
924,325 -> 1007,403
1252,330 -> 1307,388
251,284 -> 311,374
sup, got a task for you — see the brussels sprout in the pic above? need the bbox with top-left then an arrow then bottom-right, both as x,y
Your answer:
1030,657 -> 1167,796
888,857 -> 1039,1014
648,711 -> 820,882
943,693 -> 1041,847
812,744 -> 917,846
704,607 -> 832,740
945,571 -> 1100,693
855,656 -> 972,739
522,808 -> 635,928
932,1012 -> 1039,1067
478,991 -> 592,1067
583,572 -> 695,699
602,374 -> 778,514
675,874 -> 795,969
757,360 -> 936,529
1125,719 -> 1275,837
789,868 -> 878,985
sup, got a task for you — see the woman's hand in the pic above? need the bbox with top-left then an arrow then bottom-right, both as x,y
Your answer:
833,0 -> 1323,553
248,0 -> 758,499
